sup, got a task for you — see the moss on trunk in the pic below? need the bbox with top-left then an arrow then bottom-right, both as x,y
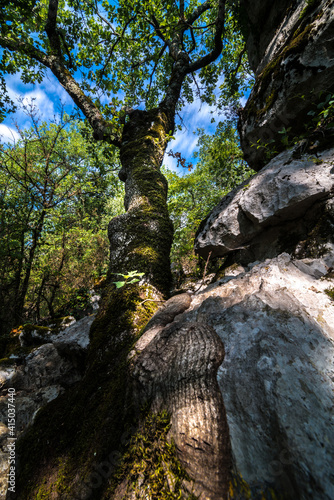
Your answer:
13,108 -> 178,499
108,107 -> 174,298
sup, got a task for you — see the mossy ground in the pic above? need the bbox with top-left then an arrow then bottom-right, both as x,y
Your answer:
14,283 -> 162,499
105,410 -> 199,500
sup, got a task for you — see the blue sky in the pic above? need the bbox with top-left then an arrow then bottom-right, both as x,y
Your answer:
0,68 -> 229,173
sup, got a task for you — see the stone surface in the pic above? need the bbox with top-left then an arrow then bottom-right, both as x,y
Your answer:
239,0 -> 334,170
0,314 -> 94,497
172,253 -> 334,499
195,146 -> 334,263
51,314 -> 94,355
240,0 -> 303,74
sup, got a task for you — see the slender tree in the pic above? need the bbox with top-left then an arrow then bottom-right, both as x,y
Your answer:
0,0 -> 248,296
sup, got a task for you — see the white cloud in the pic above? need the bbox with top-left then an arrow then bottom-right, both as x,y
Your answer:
0,124 -> 20,144
3,70 -> 76,130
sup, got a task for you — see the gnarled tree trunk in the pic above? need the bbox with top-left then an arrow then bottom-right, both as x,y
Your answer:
108,107 -> 174,296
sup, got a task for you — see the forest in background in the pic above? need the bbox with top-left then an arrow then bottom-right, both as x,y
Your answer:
0,100 -> 253,342
0,0 -> 255,355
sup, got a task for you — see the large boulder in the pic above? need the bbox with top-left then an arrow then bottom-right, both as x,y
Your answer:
238,0 -> 334,170
194,145 -> 334,265
121,250 -> 334,499
172,253 -> 334,499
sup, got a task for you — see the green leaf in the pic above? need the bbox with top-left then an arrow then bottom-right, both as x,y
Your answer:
114,281 -> 126,288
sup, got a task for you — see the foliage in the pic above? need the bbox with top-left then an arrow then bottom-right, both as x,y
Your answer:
112,271 -> 145,289
0,106 -> 124,334
0,0 -> 252,126
165,120 -> 254,277
0,0 -> 254,300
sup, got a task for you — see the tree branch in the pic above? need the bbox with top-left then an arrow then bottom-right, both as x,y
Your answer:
97,16 -> 135,86
0,35 -> 121,146
187,0 -> 225,74
45,0 -> 62,57
150,14 -> 168,45
180,0 -> 185,19
186,0 -> 212,25
230,46 -> 247,80
145,43 -> 168,100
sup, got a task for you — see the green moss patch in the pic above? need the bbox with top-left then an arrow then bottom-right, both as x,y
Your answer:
106,410 -> 198,500
324,287 -> 334,301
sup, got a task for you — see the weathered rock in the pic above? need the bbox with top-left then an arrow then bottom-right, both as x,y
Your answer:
51,314 -> 94,365
0,314 -> 94,497
239,0 -> 296,74
173,253 -> 334,499
0,344 -> 82,436
18,316 -> 76,347
195,146 -> 334,263
239,0 -> 334,170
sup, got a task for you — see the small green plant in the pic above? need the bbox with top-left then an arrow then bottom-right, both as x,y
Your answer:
112,271 -> 145,289
251,138 -> 278,161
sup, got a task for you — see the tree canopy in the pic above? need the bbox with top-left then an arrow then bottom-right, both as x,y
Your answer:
0,0 -> 251,131
0,0 -> 253,297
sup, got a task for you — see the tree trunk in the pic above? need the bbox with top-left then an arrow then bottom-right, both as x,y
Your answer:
108,107 -> 174,296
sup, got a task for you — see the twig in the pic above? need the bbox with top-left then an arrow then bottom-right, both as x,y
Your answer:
140,299 -> 165,306
193,251 -> 212,293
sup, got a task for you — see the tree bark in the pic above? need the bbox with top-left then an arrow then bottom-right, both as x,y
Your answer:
108,107 -> 174,296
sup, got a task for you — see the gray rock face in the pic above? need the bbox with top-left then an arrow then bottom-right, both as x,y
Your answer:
172,253 -> 334,499
239,0 -> 334,170
0,314 -> 94,498
239,0 -> 295,73
194,146 -> 334,263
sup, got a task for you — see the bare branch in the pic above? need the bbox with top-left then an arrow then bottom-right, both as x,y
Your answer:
97,16 -> 135,86
145,43 -> 168,100
230,46 -> 247,80
192,72 -> 202,98
94,1 -> 117,34
180,0 -> 185,19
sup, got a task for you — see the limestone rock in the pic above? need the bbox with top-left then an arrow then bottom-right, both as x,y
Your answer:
0,314 -> 94,497
173,253 -> 334,499
239,0 -> 334,170
51,314 -> 94,360
194,146 -> 334,263
19,316 -> 76,347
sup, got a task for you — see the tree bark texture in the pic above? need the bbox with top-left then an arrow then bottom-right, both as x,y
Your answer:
108,107 -> 174,296
132,319 -> 232,500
